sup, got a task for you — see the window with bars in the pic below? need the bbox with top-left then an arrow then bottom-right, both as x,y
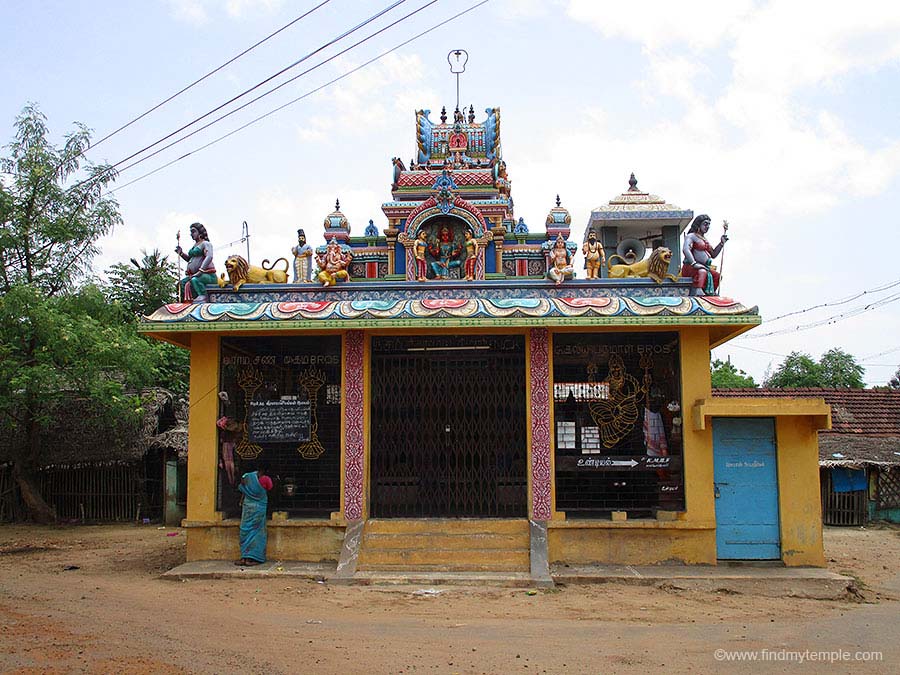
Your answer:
217,336 -> 342,519
553,332 -> 685,517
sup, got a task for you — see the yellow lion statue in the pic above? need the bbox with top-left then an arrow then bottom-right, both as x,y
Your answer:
217,255 -> 290,292
607,247 -> 677,284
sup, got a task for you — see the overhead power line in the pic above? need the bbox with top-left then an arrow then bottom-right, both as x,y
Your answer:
113,0 -> 441,178
50,0 -> 410,204
87,0 -> 333,154
741,292 -> 900,339
759,277 -> 900,324
861,345 -> 900,362
107,0 -> 492,195
108,0 -> 410,172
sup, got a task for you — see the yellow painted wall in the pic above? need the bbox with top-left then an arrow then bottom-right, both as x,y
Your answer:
180,324 -> 826,567
185,521 -> 345,562
679,328 -> 717,533
547,326 -> 719,565
776,416 -> 826,566
185,333 -> 220,526
549,524 -> 716,565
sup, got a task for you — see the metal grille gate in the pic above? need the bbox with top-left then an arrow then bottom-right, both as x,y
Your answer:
371,335 -> 527,517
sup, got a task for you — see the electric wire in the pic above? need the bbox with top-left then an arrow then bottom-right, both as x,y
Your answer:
52,0 -> 410,202
756,277 -> 900,324
87,0 -> 333,154
107,0 -> 409,172
113,0 -> 441,178
17,1 -> 332,197
861,345 -> 900,362
742,292 -> 900,339
107,0 -> 491,196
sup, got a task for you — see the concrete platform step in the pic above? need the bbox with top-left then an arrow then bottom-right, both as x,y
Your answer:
358,547 -> 529,570
363,518 -> 529,535
357,520 -> 531,572
351,571 -> 536,587
362,532 -> 529,551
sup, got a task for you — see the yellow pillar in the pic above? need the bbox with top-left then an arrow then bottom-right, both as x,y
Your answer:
776,416 -> 826,566
186,333 -> 220,523
679,327 -> 717,561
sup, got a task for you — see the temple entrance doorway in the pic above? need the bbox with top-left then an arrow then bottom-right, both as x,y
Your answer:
370,335 -> 527,518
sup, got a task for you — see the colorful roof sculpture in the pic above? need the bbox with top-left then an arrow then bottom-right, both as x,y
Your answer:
146,293 -> 757,330
140,101 -> 760,344
587,173 -> 694,237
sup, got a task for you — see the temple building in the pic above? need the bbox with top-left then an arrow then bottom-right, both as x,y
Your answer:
141,102 -> 830,580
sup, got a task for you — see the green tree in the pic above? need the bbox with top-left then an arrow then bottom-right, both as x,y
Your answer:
101,252 -> 190,397
711,358 -> 757,388
0,104 -> 159,522
764,349 -> 865,389
817,348 -> 865,389
763,352 -> 821,388
104,248 -> 178,317
886,367 -> 900,390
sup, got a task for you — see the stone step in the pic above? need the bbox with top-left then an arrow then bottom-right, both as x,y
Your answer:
357,547 -> 529,571
362,532 -> 529,551
363,518 -> 529,535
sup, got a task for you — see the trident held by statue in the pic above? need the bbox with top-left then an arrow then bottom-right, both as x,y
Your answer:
175,230 -> 182,301
719,219 -> 730,278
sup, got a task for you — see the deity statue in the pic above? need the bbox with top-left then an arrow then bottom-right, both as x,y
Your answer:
448,121 -> 467,153
547,234 -> 574,285
463,230 -> 479,281
582,229 -> 606,279
681,214 -> 728,295
589,353 -> 651,448
414,229 -> 429,282
428,225 -> 462,279
175,222 -> 216,303
291,228 -> 313,283
315,238 -> 352,287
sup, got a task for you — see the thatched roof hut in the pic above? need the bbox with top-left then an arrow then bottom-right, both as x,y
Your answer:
0,388 -> 185,469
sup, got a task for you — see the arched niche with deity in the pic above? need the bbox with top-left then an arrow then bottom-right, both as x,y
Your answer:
397,172 -> 492,281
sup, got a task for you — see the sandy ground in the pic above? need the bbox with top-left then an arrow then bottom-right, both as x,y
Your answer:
0,523 -> 898,674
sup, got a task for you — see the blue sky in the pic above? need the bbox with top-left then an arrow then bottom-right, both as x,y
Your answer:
3,0 -> 900,385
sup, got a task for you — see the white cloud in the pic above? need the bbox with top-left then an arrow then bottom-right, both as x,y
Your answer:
225,0 -> 283,18
165,0 -> 284,24
166,0 -> 208,25
567,0 -> 755,52
295,54 -> 435,142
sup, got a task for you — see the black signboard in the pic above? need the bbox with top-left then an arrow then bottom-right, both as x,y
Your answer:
555,455 -> 682,472
248,400 -> 311,443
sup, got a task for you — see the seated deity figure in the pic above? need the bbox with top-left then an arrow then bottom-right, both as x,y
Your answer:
547,234 -> 574,285
681,214 -> 728,295
315,238 -> 352,286
428,225 -> 462,279
175,222 -> 216,302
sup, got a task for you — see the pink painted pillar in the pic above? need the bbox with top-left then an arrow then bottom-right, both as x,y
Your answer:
529,327 -> 552,520
343,330 -> 365,521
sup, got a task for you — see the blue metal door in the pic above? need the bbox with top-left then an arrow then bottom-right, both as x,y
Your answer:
712,418 -> 780,559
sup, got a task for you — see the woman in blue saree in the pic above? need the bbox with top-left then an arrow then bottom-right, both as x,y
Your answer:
235,465 -> 272,566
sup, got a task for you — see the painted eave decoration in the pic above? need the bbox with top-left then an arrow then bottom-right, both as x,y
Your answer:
140,295 -> 758,332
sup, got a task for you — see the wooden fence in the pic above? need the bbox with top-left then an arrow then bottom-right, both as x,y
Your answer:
820,468 -> 868,526
0,461 -> 163,523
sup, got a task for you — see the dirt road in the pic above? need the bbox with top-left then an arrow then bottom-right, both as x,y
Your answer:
0,524 -> 898,673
